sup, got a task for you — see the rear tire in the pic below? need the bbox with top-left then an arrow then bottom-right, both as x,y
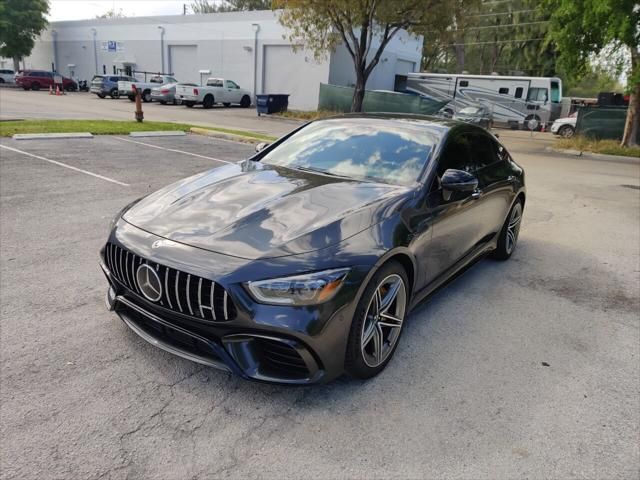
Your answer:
0,78 -> 5,84
110,88 -> 120,99
142,90 -> 152,103
345,261 -> 409,380
203,95 -> 214,109
492,199 -> 523,261
185,102 -> 195,108
240,95 -> 251,108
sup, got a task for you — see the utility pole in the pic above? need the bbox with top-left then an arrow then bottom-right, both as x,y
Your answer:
183,3 -> 187,15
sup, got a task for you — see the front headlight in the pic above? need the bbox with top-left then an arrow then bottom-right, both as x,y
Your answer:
245,268 -> 350,306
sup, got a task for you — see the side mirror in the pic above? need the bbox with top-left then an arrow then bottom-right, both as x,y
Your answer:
255,142 -> 270,153
441,169 -> 478,196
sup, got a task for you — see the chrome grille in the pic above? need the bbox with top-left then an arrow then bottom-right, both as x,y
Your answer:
104,243 -> 236,322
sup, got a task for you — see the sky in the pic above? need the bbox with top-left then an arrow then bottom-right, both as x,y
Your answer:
48,0 -> 191,21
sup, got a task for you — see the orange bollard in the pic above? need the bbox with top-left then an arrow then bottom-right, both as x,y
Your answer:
55,85 -> 61,96
49,85 -> 53,95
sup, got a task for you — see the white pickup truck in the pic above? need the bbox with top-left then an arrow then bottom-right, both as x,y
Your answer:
119,74 -> 178,102
177,78 -> 252,109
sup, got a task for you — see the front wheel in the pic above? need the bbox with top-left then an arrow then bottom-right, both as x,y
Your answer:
142,90 -> 152,103
492,200 -> 523,260
240,95 -> 251,108
558,125 -> 574,138
345,261 -> 409,379
110,88 -> 120,99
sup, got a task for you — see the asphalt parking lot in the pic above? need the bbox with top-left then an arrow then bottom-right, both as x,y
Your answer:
0,133 -> 638,479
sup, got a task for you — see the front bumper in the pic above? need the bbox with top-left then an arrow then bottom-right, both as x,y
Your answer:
550,122 -> 562,134
101,221 -> 371,385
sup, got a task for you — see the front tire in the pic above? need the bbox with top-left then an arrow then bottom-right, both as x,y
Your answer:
240,95 -> 251,108
558,125 -> 574,138
110,88 -> 120,99
345,261 -> 409,379
142,90 -> 152,103
492,200 -> 523,260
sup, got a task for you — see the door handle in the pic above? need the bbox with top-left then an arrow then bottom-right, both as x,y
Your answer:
471,190 -> 481,200
507,175 -> 515,182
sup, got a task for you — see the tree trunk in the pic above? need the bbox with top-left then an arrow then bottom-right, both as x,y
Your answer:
351,70 -> 366,112
621,47 -> 639,147
12,56 -> 20,72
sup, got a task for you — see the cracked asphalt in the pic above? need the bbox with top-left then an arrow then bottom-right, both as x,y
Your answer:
1,133 -> 639,479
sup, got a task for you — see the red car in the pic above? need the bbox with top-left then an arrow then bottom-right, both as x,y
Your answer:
15,70 -> 77,91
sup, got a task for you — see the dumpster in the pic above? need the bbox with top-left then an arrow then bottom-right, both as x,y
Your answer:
256,94 -> 289,116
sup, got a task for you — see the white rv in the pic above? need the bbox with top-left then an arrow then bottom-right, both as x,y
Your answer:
404,73 -> 562,130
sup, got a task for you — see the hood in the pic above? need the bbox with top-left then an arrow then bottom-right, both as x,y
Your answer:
123,161 -> 408,260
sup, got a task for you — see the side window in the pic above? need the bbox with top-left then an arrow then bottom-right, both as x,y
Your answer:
437,132 -> 474,178
459,80 -> 469,87
472,134 -> 501,170
225,80 -> 239,89
527,87 -> 548,102
498,87 -> 509,95
515,87 -> 523,99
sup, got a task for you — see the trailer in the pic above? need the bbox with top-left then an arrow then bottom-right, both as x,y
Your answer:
402,72 -> 563,130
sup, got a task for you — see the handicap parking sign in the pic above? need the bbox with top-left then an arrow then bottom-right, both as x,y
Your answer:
107,41 -> 117,52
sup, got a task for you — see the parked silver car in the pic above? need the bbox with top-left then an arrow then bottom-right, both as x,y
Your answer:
151,82 -> 197,105
453,105 -> 493,129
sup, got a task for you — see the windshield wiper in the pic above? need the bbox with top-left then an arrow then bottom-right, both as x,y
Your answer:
294,165 -> 352,179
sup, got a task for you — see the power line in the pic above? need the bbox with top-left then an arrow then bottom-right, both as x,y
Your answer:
460,20 -> 549,31
466,9 -> 538,18
449,37 -> 546,46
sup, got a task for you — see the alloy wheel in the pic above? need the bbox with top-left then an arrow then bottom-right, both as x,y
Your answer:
506,202 -> 523,254
360,274 -> 407,368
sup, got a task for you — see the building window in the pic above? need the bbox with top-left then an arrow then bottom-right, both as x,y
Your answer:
515,87 -> 523,99
499,87 -> 509,94
459,80 -> 469,87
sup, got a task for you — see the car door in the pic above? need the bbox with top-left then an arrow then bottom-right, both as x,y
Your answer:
224,80 -> 241,103
421,129 -> 487,286
470,133 -> 516,241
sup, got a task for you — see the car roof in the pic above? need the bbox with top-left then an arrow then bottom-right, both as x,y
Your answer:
313,113 -> 463,136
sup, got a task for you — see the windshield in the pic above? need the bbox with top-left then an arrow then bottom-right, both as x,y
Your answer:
550,81 -> 561,103
260,118 -> 437,186
459,107 -> 481,114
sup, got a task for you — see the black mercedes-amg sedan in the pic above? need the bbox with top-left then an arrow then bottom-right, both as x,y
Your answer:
101,114 -> 525,385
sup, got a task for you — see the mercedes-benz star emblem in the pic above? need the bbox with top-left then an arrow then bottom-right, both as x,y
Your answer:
136,264 -> 162,302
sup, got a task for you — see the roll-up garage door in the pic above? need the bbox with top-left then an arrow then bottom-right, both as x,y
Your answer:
168,45 -> 198,84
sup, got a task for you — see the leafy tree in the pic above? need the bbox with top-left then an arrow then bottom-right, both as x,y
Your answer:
274,0 -> 452,112
0,0 -> 49,71
96,8 -> 126,19
190,0 -> 270,13
543,0 -> 639,146
564,66 -> 622,98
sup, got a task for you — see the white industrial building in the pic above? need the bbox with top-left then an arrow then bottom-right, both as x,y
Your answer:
6,10 -> 423,110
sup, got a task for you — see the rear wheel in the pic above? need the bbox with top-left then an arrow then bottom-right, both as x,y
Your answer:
558,125 -> 574,138
492,200 -> 523,260
0,78 -> 5,84
110,88 -> 120,99
203,95 -> 214,109
240,95 -> 251,108
345,261 -> 408,379
185,101 -> 195,108
31,82 -> 40,91
142,90 -> 152,103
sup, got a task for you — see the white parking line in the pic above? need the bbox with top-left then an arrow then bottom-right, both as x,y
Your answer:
0,144 -> 130,187
114,136 -> 234,164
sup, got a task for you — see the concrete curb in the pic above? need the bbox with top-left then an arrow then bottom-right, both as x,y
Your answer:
129,131 -> 186,138
13,132 -> 93,140
546,147 -> 640,165
189,127 -> 274,145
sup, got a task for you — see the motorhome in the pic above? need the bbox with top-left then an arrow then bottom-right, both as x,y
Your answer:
402,73 -> 562,130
